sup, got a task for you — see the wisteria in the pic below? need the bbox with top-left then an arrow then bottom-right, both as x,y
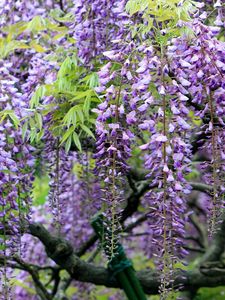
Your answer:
0,0 -> 225,299
0,57 -> 35,298
72,0 -> 128,63
94,76 -> 133,257
168,21 -> 225,234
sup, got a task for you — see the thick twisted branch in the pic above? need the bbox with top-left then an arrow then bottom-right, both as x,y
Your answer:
27,220 -> 225,295
200,213 -> 225,263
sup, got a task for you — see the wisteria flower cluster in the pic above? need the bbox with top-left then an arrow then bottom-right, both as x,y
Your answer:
0,0 -> 225,299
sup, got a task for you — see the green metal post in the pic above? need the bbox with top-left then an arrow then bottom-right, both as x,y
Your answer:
116,272 -> 139,300
115,248 -> 147,299
91,214 -> 147,300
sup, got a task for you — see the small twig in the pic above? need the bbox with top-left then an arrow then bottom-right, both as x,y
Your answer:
51,268 -> 61,297
124,214 -> 148,232
87,246 -> 101,263
183,246 -> 205,253
122,232 -> 149,237
13,256 -> 52,300
59,0 -> 64,12
189,214 -> 208,249
189,182 -> 213,195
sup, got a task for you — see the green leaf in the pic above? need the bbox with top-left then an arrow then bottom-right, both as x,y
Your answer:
80,124 -> 95,140
0,110 -> 20,128
89,118 -> 97,125
30,41 -> 46,53
63,107 -> 77,128
83,97 -> 91,117
60,125 -> 75,145
30,129 -> 37,143
50,9 -> 74,22
36,129 -> 44,142
2,21 -> 27,37
73,132 -> 82,151
0,39 -> 30,58
57,57 -> 77,79
125,1 -> 142,15
77,109 -> 84,124
29,117 -> 36,130
34,112 -> 42,130
65,135 -> 72,152
126,0 -> 196,38
26,16 -> 46,32
30,86 -> 46,108
69,90 -> 94,102
0,114 -> 7,123
22,122 -> 28,141
86,72 -> 99,88
8,112 -> 20,128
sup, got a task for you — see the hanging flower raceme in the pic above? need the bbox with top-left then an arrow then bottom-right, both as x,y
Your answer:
93,59 -> 134,257
0,60 -> 35,298
57,151 -> 102,248
43,128 -> 102,245
0,18 -> 60,292
21,52 -> 58,103
94,37 -> 192,280
168,21 -> 225,234
71,0 -> 128,63
0,0 -> 56,26
11,157 -> 101,299
132,47 -> 193,295
0,60 -> 35,233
